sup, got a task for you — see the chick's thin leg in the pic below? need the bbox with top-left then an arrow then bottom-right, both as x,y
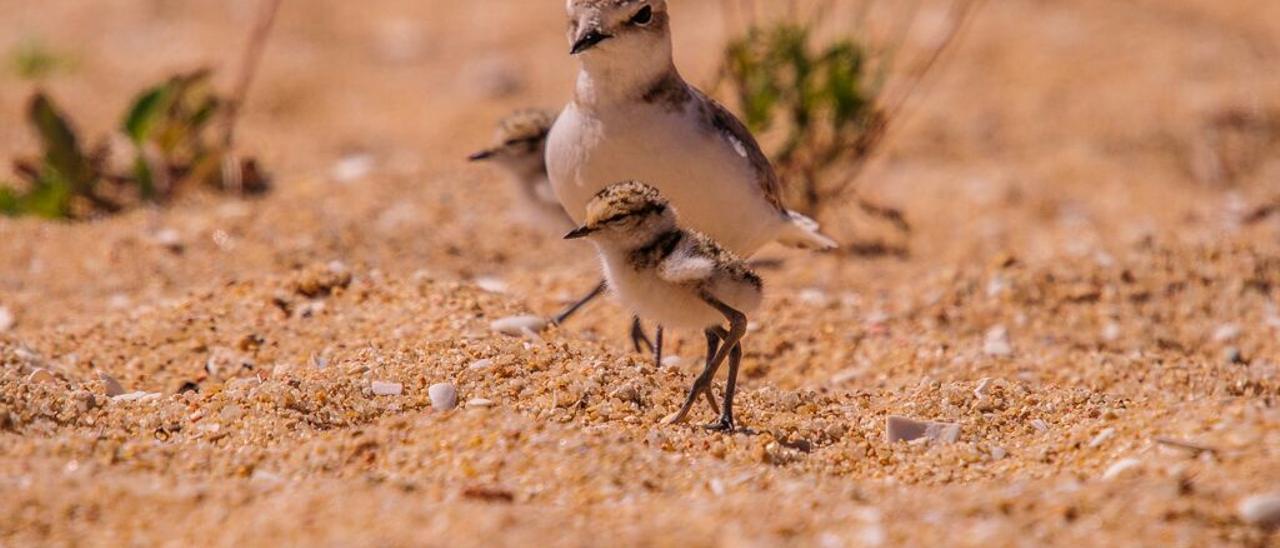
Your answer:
663,294 -> 746,427
705,341 -> 742,432
630,316 -> 655,354
552,279 -> 607,326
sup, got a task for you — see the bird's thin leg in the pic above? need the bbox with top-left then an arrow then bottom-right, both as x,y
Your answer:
705,341 -> 742,432
630,316 -> 655,354
700,327 -> 727,416
551,279 -> 607,326
653,325 -> 664,368
663,294 -> 746,426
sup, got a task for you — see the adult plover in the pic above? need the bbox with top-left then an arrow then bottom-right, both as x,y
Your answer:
547,0 -> 838,256
566,181 -> 762,431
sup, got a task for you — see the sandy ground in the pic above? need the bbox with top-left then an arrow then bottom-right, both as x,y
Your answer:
2,0 -> 1279,545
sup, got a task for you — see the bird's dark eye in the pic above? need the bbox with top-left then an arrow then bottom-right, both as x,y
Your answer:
629,5 -> 653,26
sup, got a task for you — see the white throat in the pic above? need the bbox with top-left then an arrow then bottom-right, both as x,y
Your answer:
574,40 -> 678,109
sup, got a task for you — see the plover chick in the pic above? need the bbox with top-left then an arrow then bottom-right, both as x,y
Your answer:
547,0 -> 838,258
566,181 -> 762,431
470,109 -> 574,236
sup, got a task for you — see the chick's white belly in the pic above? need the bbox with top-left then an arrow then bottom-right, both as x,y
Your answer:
602,256 -> 724,330
548,105 -> 783,257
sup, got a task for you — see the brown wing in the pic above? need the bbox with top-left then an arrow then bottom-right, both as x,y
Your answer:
688,87 -> 788,215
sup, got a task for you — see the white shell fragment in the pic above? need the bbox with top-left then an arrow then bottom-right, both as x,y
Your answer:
490,315 -> 548,336
27,368 -> 57,385
1238,493 -> 1280,529
886,415 -> 961,444
467,398 -> 494,408
112,391 -> 162,403
371,381 -> 404,396
1101,458 -> 1142,480
429,383 -> 458,411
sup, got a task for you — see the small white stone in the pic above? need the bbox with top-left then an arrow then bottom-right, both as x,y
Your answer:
153,228 -> 183,252
1101,457 -> 1142,480
798,288 -> 830,307
660,355 -> 685,368
490,315 -> 548,336
468,358 -> 494,371
27,368 -> 56,385
886,415 -> 961,444
1238,492 -> 1280,529
466,398 -> 494,408
473,276 -> 508,294
1101,322 -> 1121,342
331,154 -> 375,184
99,372 -> 126,397
983,326 -> 1012,357
1030,419 -> 1049,433
1212,324 -> 1241,343
429,383 -> 458,411
371,381 -> 403,396
0,306 -> 14,332
1088,427 -> 1115,448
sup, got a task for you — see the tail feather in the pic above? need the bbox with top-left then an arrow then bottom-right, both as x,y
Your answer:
777,210 -> 838,251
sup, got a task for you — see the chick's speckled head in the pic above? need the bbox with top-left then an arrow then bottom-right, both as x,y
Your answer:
469,109 -> 556,168
565,181 -> 676,243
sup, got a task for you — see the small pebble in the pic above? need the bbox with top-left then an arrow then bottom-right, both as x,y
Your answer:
983,326 -> 1012,357
99,372 -> 126,397
1212,324 -> 1241,343
490,315 -> 548,336
660,355 -> 685,368
27,368 -> 57,385
153,228 -> 184,253
473,276 -> 508,294
1088,427 -> 1115,448
1238,492 -> 1280,529
0,306 -> 14,332
467,398 -> 494,408
468,358 -> 494,371
371,381 -> 403,396
429,383 -> 458,411
1101,457 -> 1142,480
886,415 -> 961,444
1030,419 -> 1050,433
331,154 -> 375,184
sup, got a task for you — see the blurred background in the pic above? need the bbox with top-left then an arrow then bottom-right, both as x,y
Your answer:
1,1 -> 1279,544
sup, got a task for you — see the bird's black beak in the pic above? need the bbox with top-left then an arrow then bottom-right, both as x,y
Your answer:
468,149 -> 495,162
564,225 -> 597,240
570,29 -> 612,55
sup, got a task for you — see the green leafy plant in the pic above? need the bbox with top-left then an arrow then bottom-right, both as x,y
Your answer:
716,1 -> 980,241
2,0 -> 282,220
721,22 -> 887,218
1,75 -> 269,220
9,39 -> 72,80
6,93 -> 115,219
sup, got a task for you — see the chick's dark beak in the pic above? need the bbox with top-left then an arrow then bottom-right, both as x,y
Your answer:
571,29 -> 612,55
564,225 -> 597,240
468,149 -> 495,162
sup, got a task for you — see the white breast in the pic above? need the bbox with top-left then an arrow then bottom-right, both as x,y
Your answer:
547,102 -> 785,257
599,249 -> 724,330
